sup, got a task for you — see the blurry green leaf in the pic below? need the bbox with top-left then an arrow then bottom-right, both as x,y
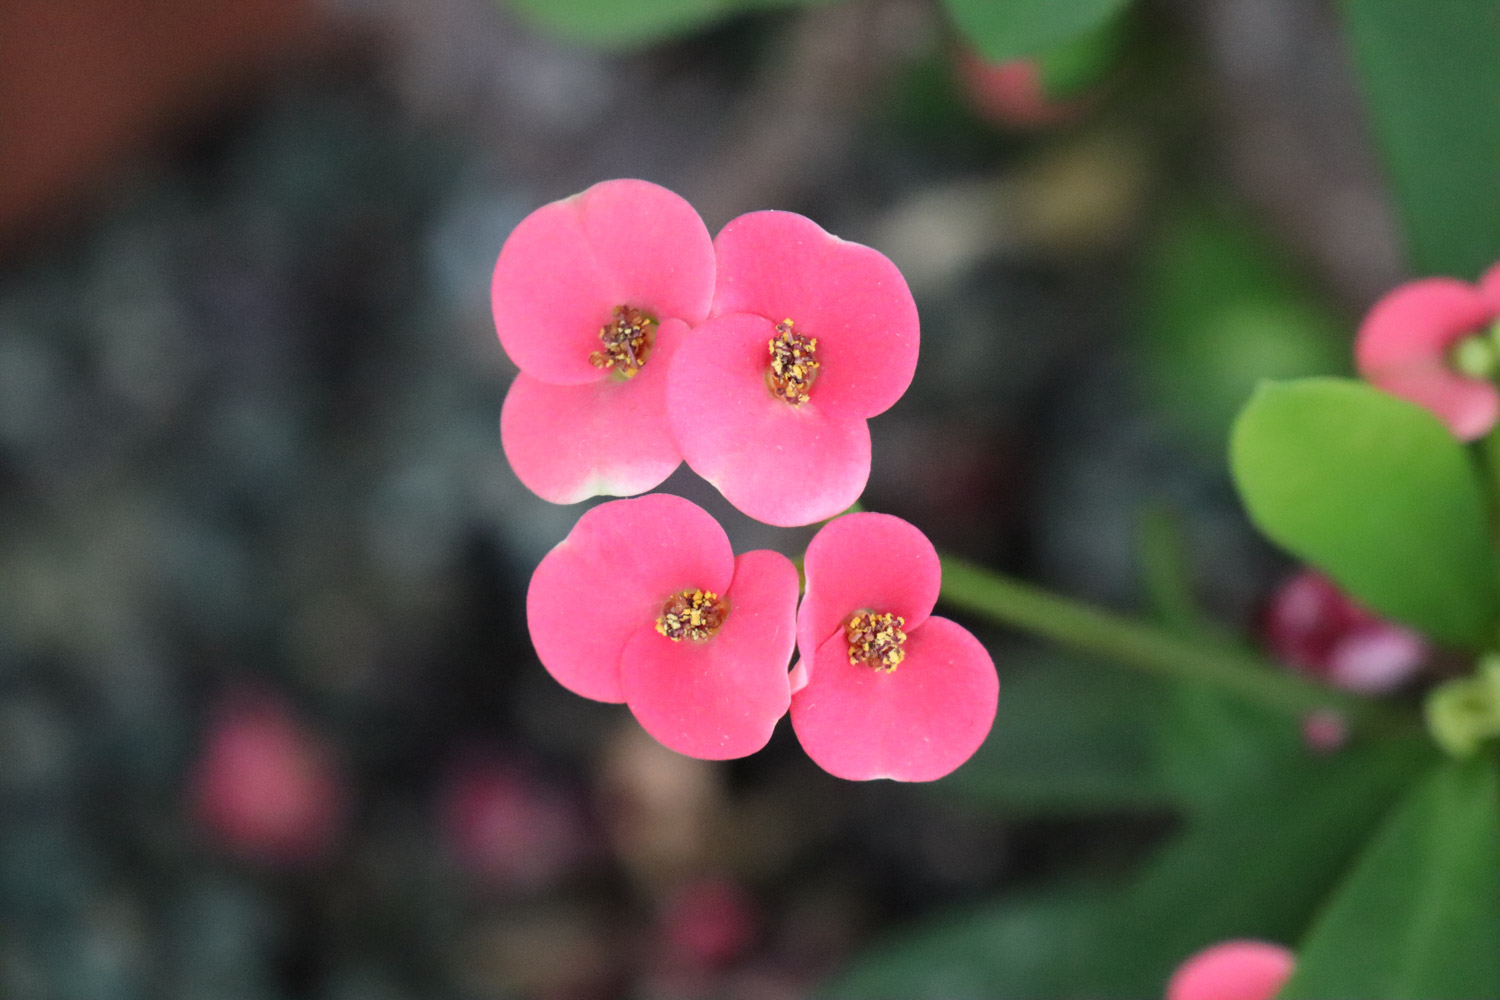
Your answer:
1230,378 -> 1499,647
944,0 -> 1132,62
827,733 -> 1429,998
1281,756 -> 1500,999
1139,211 -> 1344,453
504,0 -> 829,47
1344,0 -> 1500,277
943,651 -> 1173,815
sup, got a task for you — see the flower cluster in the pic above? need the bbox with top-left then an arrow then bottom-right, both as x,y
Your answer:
493,180 -> 998,781
1355,262 -> 1500,439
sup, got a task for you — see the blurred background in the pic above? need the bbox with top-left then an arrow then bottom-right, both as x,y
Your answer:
0,0 -> 1410,996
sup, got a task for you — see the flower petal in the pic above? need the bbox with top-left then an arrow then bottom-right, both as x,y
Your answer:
669,312 -> 871,527
790,616 -> 997,781
493,179 -> 715,385
1165,940 -> 1294,1000
502,319 -> 686,503
526,495 -> 735,703
621,549 -> 799,760
710,211 -> 919,420
1366,365 -> 1499,440
797,512 -> 942,659
1356,277 -> 1492,368
1480,261 -> 1500,311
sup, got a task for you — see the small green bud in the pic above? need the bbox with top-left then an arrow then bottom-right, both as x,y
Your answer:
1450,333 -> 1499,380
1425,655 -> 1500,758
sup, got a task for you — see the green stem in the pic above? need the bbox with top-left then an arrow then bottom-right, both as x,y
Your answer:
940,555 -> 1410,733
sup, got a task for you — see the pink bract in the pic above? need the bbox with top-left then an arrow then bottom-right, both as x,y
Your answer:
789,512 -> 997,781
1354,274 -> 1500,440
190,692 -> 345,866
1165,940 -> 1294,1000
668,211 -> 919,527
492,180 -> 716,502
1262,569 -> 1426,694
526,494 -> 799,760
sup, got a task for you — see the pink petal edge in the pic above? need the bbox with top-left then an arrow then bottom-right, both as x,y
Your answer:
797,512 -> 943,662
502,319 -> 687,503
709,210 -> 919,420
620,549 -> 799,760
493,179 -> 715,385
1165,940 -> 1294,1000
669,311 -> 872,527
526,495 -> 735,703
790,616 -> 997,782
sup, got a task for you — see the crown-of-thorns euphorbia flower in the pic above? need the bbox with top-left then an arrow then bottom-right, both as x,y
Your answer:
1355,262 -> 1500,440
788,512 -> 998,781
527,494 -> 798,759
1262,569 -> 1427,694
667,211 -> 920,527
1165,940 -> 1294,1000
493,179 -> 717,503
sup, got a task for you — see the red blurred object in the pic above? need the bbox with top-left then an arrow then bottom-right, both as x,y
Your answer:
1261,570 -> 1427,693
0,0 -> 320,251
954,50 -> 1084,129
439,754 -> 591,893
660,877 -> 758,969
190,691 -> 345,865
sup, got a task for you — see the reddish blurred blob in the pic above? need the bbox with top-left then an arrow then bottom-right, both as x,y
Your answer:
955,51 -> 1085,128
1261,570 -> 1427,694
1166,940 -> 1294,1000
439,753 -> 591,893
660,877 -> 758,969
190,691 -> 345,865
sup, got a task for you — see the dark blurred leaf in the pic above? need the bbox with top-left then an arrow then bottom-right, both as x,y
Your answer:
504,0 -> 829,47
1344,0 -> 1500,277
943,651 -> 1173,815
1138,211 -> 1344,454
944,0 -> 1132,63
826,731 -> 1430,998
1230,378 -> 1499,648
1281,756 -> 1500,999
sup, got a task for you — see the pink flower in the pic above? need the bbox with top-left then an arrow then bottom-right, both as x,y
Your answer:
190,692 -> 345,865
1355,263 -> 1500,440
493,179 -> 717,503
956,51 -> 1084,128
1165,940 -> 1294,1000
438,752 -> 592,893
527,494 -> 799,759
1261,569 -> 1427,694
667,211 -> 920,527
789,512 -> 998,780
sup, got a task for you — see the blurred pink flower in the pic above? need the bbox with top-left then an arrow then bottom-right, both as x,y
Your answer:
1262,569 -> 1427,694
1165,940 -> 1294,1000
659,876 -> 758,968
668,211 -> 919,526
1354,264 -> 1500,440
190,692 -> 344,865
789,512 -> 997,781
439,753 -> 591,893
527,494 -> 798,759
493,179 -> 716,502
955,51 -> 1084,128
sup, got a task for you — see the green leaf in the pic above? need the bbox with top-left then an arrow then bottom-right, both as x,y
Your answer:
942,651 -> 1173,815
944,0 -> 1133,63
1343,0 -> 1500,277
504,0 -> 828,47
1230,378 -> 1499,648
1138,211 -> 1345,454
1281,756 -> 1500,999
826,736 -> 1429,999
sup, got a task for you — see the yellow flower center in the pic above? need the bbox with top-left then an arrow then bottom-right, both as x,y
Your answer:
656,589 -> 727,642
846,611 -> 907,671
766,318 -> 820,406
590,305 -> 657,379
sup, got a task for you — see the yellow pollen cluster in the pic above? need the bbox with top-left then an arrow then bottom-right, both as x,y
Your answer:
656,589 -> 727,642
767,318 -> 819,405
590,305 -> 657,378
846,611 -> 907,671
